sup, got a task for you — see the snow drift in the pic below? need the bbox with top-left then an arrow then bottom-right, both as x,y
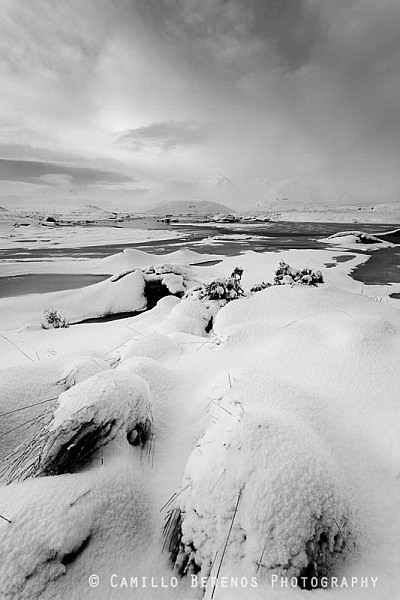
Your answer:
0,248 -> 400,599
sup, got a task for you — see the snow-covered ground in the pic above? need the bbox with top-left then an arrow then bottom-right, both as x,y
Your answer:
0,221 -> 185,250
266,203 -> 400,224
0,246 -> 399,599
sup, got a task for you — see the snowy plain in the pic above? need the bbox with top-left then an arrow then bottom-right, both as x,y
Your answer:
0,239 -> 399,600
0,221 -> 185,251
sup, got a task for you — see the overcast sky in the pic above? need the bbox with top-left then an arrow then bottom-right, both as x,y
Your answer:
1,0 -> 400,209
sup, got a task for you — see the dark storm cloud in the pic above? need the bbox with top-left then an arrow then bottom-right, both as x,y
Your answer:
0,158 -> 134,186
116,121 -> 209,153
135,0 -> 322,72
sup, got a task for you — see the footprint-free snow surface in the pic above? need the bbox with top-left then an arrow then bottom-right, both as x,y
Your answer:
0,248 -> 399,600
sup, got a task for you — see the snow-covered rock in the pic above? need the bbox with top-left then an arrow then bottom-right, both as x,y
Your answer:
46,269 -> 147,324
322,230 -> 394,250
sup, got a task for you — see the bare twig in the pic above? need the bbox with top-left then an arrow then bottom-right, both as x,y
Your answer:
105,338 -> 130,355
124,325 -> 146,337
209,399 -> 232,416
210,488 -> 242,599
160,484 -> 190,513
0,414 -> 41,440
210,469 -> 226,495
256,531 -> 270,574
0,513 -> 12,524
280,309 -> 353,330
0,396 -> 58,418
69,489 -> 91,507
0,332 -> 34,363
333,517 -> 343,537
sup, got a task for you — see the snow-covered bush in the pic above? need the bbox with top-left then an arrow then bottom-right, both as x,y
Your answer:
164,409 -> 354,589
155,269 -> 245,338
274,261 -> 324,286
42,309 -> 69,329
185,267 -> 245,303
250,281 -> 271,293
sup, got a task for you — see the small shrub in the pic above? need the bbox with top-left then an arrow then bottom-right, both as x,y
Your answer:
250,281 -> 271,293
274,261 -> 324,287
186,267 -> 245,302
42,309 -> 69,329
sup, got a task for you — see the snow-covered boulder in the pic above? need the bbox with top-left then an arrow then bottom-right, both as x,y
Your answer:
160,273 -> 185,295
322,230 -> 394,250
63,269 -> 147,323
165,409 -> 354,589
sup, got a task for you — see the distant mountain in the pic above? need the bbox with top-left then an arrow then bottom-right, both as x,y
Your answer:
148,200 -> 233,215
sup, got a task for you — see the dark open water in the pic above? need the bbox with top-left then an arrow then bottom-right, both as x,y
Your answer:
0,221 -> 398,297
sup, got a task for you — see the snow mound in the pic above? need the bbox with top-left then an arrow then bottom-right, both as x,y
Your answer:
166,408 -> 354,588
17,263 -> 199,328
155,295 -> 181,316
101,248 -> 221,273
322,231 -> 394,250
117,357 -> 176,424
117,356 -> 174,394
0,458 -> 151,600
60,357 -> 112,389
159,273 -> 185,295
0,475 -> 94,599
47,269 -> 147,324
118,333 -> 182,362
157,299 -> 215,337
2,370 -> 152,483
143,263 -> 199,297
110,264 -> 200,310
